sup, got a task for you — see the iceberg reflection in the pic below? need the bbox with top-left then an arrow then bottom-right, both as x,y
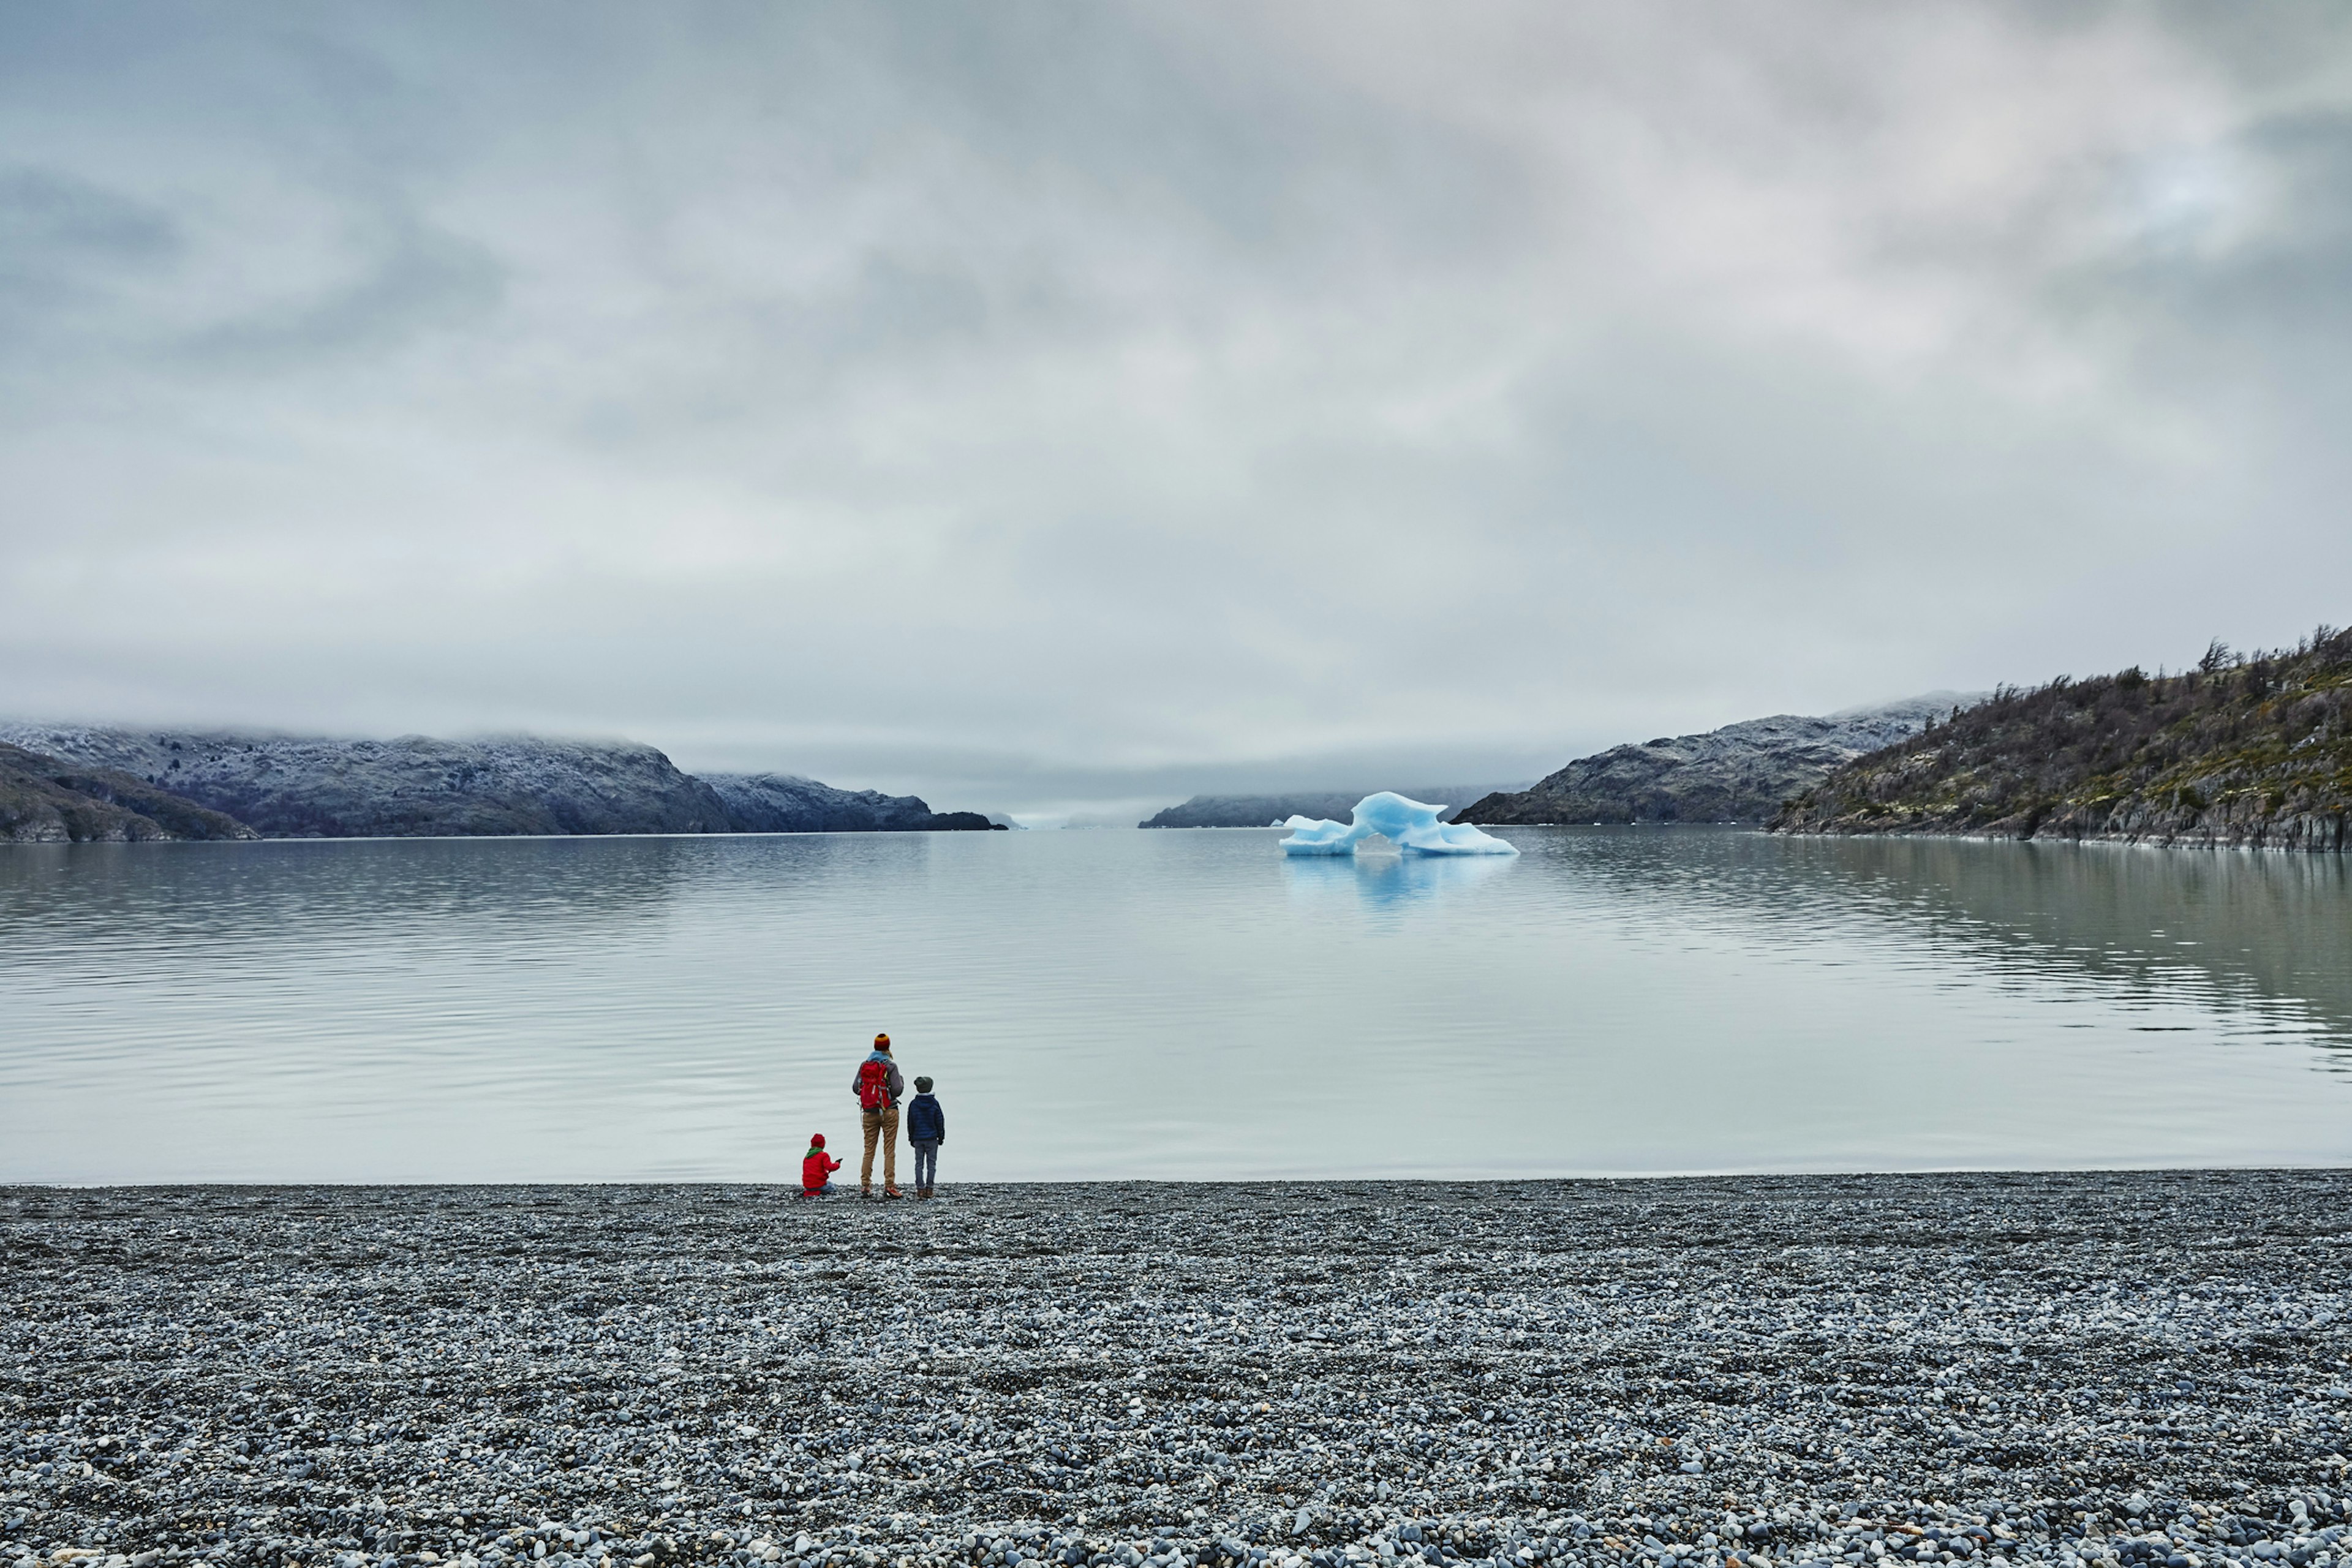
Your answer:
1283,843 -> 1516,911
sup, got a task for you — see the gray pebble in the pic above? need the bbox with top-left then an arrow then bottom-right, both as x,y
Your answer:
3,1176 -> 2349,1568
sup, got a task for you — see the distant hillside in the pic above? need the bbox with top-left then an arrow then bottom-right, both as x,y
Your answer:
1458,695 -> 1972,826
0,725 -> 999,839
1139,787 -> 1516,829
0,725 -> 734,838
701,772 -> 997,833
0,742 -> 257,843
1773,630 -> 2352,851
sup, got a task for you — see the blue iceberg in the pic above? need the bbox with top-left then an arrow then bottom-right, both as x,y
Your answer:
1277,791 -> 1518,857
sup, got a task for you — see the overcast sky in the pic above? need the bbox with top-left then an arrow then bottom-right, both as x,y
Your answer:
6,2 -> 2351,816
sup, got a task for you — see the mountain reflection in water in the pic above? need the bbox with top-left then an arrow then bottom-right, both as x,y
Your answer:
1554,830 -> 2352,1054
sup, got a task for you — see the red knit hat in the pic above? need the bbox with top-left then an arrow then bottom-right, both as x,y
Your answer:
809,1133 -> 826,1148
873,1032 -> 891,1050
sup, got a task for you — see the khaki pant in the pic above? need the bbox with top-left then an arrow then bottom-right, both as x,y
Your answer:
861,1106 -> 899,1190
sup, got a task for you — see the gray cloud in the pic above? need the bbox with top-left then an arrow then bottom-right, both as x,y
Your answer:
2,1 -> 2350,816
0,165 -> 181,347
170,213 -> 504,369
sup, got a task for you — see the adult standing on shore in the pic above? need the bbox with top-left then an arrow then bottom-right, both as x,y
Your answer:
853,1033 -> 905,1199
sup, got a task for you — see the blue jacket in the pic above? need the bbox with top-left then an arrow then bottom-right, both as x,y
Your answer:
905,1092 -> 946,1144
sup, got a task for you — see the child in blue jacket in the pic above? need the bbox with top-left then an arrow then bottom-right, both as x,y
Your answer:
906,1076 -> 946,1199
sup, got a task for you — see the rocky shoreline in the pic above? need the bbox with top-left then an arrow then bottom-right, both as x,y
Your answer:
5,1175 -> 2348,1568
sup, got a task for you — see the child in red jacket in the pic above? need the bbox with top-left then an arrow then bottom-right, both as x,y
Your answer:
801,1134 -> 842,1196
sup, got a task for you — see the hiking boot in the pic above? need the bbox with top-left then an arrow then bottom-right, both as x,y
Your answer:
859,1185 -> 872,1199
883,1186 -> 902,1200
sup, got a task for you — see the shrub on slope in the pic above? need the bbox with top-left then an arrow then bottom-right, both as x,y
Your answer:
1772,627 -> 2352,850
0,742 -> 258,842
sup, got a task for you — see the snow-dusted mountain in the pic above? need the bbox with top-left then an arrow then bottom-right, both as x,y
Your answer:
1137,786 -> 1521,829
0,725 -> 997,839
0,725 -> 734,837
699,772 -> 995,833
1458,694 -> 1983,826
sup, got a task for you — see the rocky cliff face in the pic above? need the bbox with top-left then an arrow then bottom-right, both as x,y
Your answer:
1458,696 -> 1969,825
1773,631 -> 2352,851
700,772 -> 1000,832
0,742 -> 258,843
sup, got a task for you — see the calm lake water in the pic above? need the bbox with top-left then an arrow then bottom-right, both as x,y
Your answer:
3,827 -> 2349,1183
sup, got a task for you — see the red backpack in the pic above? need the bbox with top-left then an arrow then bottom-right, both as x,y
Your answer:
856,1057 -> 892,1112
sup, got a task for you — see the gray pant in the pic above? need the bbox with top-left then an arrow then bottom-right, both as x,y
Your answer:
912,1140 -> 939,1188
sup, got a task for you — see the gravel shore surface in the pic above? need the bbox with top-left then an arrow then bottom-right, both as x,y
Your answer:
5,1175 -> 2349,1568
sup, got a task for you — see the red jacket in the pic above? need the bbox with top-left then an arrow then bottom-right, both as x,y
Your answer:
802,1148 -> 841,1193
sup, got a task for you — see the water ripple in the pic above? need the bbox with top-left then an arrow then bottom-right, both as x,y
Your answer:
2,828 -> 2348,1181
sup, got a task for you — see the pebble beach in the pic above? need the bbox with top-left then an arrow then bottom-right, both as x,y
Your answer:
5,1175 -> 2348,1568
